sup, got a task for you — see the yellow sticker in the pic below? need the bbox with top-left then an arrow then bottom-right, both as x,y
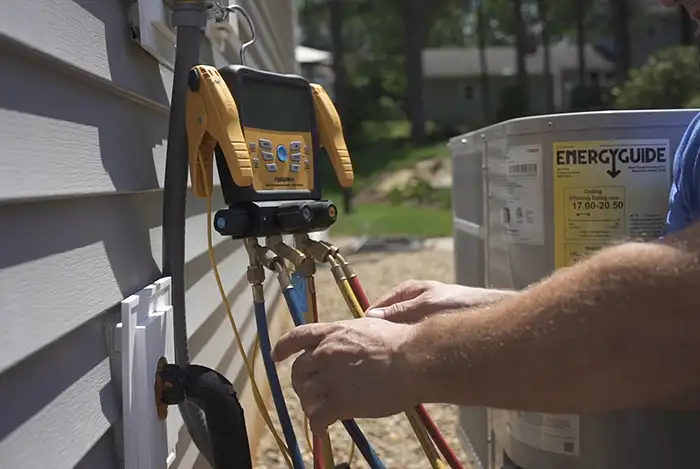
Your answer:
553,140 -> 671,269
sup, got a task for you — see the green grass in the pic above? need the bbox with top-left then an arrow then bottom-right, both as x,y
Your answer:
329,203 -> 453,238
320,120 -> 454,237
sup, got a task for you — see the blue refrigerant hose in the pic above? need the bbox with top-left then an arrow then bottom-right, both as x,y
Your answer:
253,300 -> 306,469
281,285 -> 387,469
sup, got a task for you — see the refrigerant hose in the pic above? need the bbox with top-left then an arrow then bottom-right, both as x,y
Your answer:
161,0 -> 215,465
279,282 -> 387,469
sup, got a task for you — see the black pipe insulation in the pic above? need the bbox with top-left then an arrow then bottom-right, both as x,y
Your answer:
161,0 -> 215,465
160,364 -> 253,469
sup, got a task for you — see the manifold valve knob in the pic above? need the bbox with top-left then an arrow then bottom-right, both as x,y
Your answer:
277,202 -> 314,231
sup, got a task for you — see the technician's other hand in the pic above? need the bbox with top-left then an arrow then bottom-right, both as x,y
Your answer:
366,279 -> 515,324
271,318 -> 417,434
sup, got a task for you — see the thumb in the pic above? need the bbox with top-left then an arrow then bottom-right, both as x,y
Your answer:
366,297 -> 424,324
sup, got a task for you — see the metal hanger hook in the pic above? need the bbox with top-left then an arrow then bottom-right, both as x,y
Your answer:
223,4 -> 257,66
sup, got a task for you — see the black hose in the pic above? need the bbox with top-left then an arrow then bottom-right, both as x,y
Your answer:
160,364 -> 253,469
161,0 -> 214,464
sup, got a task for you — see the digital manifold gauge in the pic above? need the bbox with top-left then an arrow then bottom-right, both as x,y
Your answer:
186,64 -> 354,240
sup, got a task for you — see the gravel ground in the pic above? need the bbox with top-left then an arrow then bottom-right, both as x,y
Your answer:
254,242 -> 471,469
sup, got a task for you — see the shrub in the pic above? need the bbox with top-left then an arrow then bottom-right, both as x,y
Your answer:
613,46 -> 700,110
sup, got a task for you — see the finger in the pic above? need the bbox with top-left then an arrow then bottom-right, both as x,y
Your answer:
368,296 -> 426,323
308,400 -> 339,436
298,379 -> 328,416
368,280 -> 427,311
291,351 -> 317,395
272,323 -> 334,362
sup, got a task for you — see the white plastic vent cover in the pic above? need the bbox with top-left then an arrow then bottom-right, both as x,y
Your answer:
116,277 -> 182,469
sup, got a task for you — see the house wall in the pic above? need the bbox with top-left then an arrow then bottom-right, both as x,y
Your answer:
629,3 -> 684,69
0,1 -> 297,468
423,75 -> 551,130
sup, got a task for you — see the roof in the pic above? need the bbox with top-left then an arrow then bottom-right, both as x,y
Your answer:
422,44 -> 613,78
295,45 -> 332,64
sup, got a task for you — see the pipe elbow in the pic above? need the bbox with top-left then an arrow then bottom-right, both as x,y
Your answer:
160,363 -> 253,469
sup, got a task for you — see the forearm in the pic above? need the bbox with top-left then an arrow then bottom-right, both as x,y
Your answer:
404,235 -> 700,413
449,287 -> 520,314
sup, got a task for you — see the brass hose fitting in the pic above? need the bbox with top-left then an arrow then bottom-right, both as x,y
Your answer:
318,239 -> 340,255
326,255 -> 347,284
250,239 -> 292,290
243,239 -> 266,301
292,233 -> 310,251
246,238 -> 285,272
297,237 -> 337,264
267,236 -> 316,278
332,251 -> 355,280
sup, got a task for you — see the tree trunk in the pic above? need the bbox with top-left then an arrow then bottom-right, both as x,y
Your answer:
538,0 -> 554,113
680,5 -> 694,45
575,0 -> 586,86
513,0 -> 530,114
476,0 -> 490,124
611,0 -> 630,83
329,0 -> 353,213
401,0 -> 427,143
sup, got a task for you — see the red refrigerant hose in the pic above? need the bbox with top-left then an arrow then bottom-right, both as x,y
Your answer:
346,275 -> 466,469
306,277 -> 326,469
309,276 -> 326,469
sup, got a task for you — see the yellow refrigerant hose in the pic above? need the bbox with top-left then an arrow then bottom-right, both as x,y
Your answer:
199,159 -> 293,469
327,254 -> 447,469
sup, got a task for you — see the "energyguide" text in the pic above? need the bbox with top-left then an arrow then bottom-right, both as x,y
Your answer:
555,146 -> 667,165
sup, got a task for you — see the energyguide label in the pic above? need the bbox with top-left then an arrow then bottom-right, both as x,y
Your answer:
553,139 -> 671,268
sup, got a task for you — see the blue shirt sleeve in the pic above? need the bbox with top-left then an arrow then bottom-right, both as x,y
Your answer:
665,112 -> 700,235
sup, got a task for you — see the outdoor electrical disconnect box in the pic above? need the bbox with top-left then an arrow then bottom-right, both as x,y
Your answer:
449,109 -> 700,469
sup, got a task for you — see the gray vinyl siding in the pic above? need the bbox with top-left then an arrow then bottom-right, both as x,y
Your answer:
0,1 -> 297,468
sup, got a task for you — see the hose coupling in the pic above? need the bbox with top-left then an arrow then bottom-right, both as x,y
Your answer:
246,238 -> 284,272
327,255 -> 347,283
333,251 -> 356,279
246,264 -> 265,285
319,240 -> 340,256
275,265 -> 293,290
293,233 -> 310,250
250,281 -> 265,303
267,235 -> 316,277
243,238 -> 261,266
301,238 -> 337,264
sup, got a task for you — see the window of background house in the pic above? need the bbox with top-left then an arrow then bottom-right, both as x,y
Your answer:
463,85 -> 474,100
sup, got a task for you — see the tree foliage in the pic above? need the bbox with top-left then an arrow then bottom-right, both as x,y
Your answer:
297,0 -> 627,141
613,46 -> 700,109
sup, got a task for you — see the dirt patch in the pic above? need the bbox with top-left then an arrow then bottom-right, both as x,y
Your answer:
355,156 -> 452,206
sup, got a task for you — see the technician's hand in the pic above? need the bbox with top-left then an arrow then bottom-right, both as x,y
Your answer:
272,318 -> 417,434
366,279 -> 516,324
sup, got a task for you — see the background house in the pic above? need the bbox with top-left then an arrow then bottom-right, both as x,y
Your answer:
296,45 -> 335,99
626,0 -> 690,69
422,0 -> 689,132
422,44 -> 614,130
0,1 -> 298,468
